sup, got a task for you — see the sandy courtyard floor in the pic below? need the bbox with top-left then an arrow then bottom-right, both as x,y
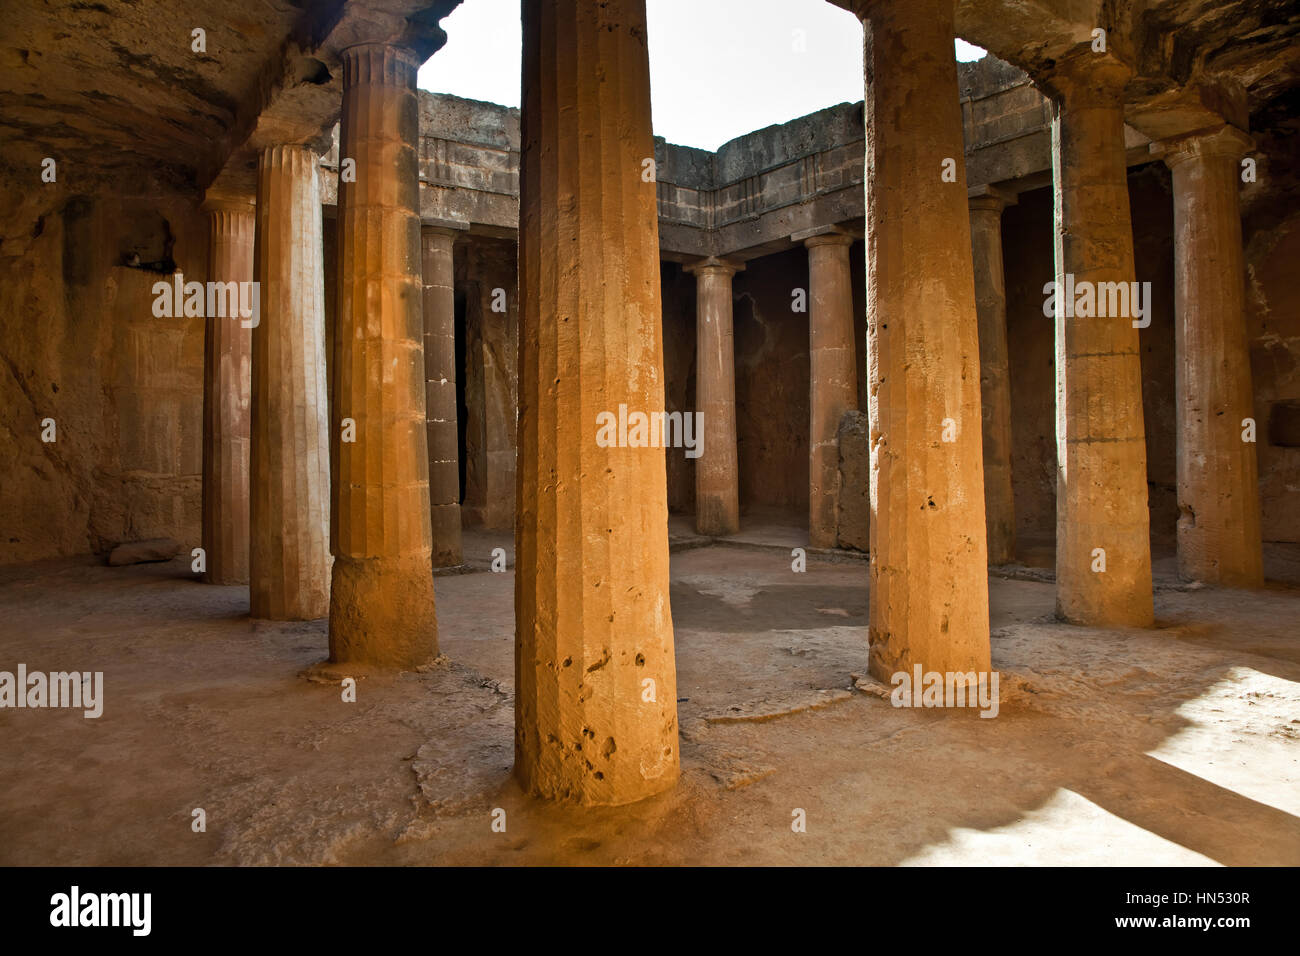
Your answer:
1,533 -> 1297,866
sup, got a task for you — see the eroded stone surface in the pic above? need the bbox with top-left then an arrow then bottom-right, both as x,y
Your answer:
860,0 -> 991,681
515,0 -> 679,806
685,257 -> 741,536
1161,126 -> 1264,587
249,145 -> 331,621
328,43 -> 438,667
421,225 -> 464,568
836,410 -> 870,553
968,186 -> 1017,566
201,200 -> 253,586
1044,53 -> 1154,627
805,231 -> 857,551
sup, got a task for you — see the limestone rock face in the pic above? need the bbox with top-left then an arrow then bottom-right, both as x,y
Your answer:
836,410 -> 870,553
108,538 -> 181,566
0,186 -> 207,568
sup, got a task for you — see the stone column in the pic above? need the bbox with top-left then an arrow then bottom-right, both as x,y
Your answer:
201,197 -> 253,585
1045,53 -> 1153,626
422,224 -> 464,568
517,0 -> 678,805
249,146 -> 332,620
684,257 -> 742,537
329,43 -> 438,667
855,0 -> 990,683
802,229 -> 857,550
1160,125 -> 1263,587
968,185 -> 1017,566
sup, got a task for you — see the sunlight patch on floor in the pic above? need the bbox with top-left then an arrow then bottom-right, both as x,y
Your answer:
1145,665 -> 1300,818
899,788 -> 1220,866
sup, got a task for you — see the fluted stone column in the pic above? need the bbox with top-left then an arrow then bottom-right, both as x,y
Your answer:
802,229 -> 857,550
855,0 -> 990,683
1046,53 -> 1153,626
329,43 -> 438,667
250,146 -> 331,620
201,198 -> 253,585
1160,125 -> 1263,587
422,224 -> 464,568
684,257 -> 741,537
968,186 -> 1017,566
517,0 -> 679,805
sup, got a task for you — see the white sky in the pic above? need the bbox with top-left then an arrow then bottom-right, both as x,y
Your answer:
417,0 -> 987,151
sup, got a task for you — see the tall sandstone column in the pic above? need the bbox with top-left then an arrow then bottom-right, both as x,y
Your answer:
516,0 -> 679,805
422,225 -> 464,567
968,186 -> 1017,565
854,0 -> 990,682
804,230 -> 857,550
201,198 -> 254,585
1046,53 -> 1153,626
685,257 -> 741,537
1161,125 -> 1263,586
330,44 -> 438,667
249,146 -> 332,619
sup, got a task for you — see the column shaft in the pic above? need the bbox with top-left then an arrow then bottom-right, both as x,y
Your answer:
859,0 -> 991,682
806,233 -> 857,550
687,258 -> 741,536
202,201 -> 253,585
968,190 -> 1017,565
1164,126 -> 1263,586
250,146 -> 332,620
1048,54 -> 1153,626
516,0 -> 679,805
330,44 -> 438,666
422,226 -> 464,567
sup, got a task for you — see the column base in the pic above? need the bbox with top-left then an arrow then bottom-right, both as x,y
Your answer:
1054,571 -> 1154,628
695,498 -> 738,537
809,528 -> 838,551
1176,530 -> 1263,590
986,517 -> 1016,566
430,503 -> 464,568
866,636 -> 991,686
328,554 -> 438,667
251,572 -> 330,622
513,757 -> 679,808
203,568 -> 249,587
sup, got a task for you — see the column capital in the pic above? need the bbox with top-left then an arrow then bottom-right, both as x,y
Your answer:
1151,123 -> 1254,170
802,233 -> 856,250
340,43 -> 420,88
421,219 -> 469,242
794,225 -> 857,249
201,193 -> 254,216
257,143 -> 319,169
1037,49 -> 1133,106
684,256 -> 744,277
967,184 -> 1018,214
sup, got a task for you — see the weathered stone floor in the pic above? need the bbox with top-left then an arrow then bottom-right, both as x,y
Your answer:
1,531 -> 1297,866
